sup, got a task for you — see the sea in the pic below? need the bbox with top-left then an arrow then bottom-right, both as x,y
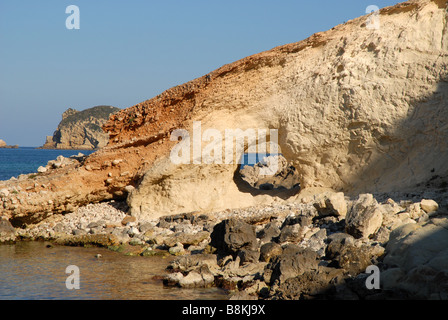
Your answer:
0,147 -> 228,300
0,147 -> 95,181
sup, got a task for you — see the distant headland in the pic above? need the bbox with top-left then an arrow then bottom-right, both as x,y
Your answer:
39,105 -> 121,150
0,139 -> 18,149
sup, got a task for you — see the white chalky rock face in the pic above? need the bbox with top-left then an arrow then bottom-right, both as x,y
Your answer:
128,0 -> 448,219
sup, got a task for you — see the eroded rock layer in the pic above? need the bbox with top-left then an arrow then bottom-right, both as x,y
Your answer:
0,0 -> 447,224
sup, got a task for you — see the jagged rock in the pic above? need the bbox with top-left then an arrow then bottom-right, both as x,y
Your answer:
240,155 -> 300,190
0,188 -> 9,198
345,194 -> 383,239
169,242 -> 186,256
259,242 -> 283,262
281,212 -> 314,228
210,219 -> 258,258
268,267 -> 346,300
0,218 -> 16,242
41,106 -> 120,150
278,224 -> 307,243
265,244 -> 319,285
313,192 -> 347,218
257,222 -> 281,244
164,265 -> 215,288
325,240 -> 384,276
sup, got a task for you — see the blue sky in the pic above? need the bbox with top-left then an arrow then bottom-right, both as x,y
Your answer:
0,0 -> 402,147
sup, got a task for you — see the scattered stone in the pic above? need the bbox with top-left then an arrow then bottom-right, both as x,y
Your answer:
278,224 -> 306,243
260,242 -> 283,262
0,188 -> 9,198
37,166 -> 47,173
112,159 -> 123,166
266,245 -> 319,285
164,231 -> 210,248
257,222 -> 281,244
169,242 -> 186,256
420,199 -> 439,214
314,192 -> 347,217
121,216 -> 137,226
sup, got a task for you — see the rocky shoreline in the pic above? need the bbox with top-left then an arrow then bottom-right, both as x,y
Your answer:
1,190 -> 447,300
0,139 -> 18,149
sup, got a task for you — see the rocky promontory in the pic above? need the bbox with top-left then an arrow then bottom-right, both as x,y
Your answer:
0,139 -> 18,149
41,106 -> 120,150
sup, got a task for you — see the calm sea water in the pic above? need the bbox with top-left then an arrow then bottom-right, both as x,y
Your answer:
0,241 -> 228,300
0,147 -> 94,181
0,148 -> 228,300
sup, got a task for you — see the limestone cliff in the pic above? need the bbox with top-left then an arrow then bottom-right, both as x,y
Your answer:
41,106 -> 121,150
0,0 -> 447,225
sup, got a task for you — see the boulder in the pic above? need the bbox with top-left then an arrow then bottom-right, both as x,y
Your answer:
168,253 -> 220,273
164,231 -> 210,248
37,166 -> 48,173
345,194 -> 383,239
278,224 -> 307,243
164,265 -> 215,289
420,199 -> 439,214
257,222 -> 281,244
326,240 -> 384,276
382,219 -> 448,298
0,218 -> 16,242
314,192 -> 347,218
266,244 -> 319,285
259,242 -> 283,262
210,218 -> 258,258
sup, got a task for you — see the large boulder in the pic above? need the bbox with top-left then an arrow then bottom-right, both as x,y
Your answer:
210,218 -> 259,264
265,244 -> 319,285
382,219 -> 448,298
345,194 -> 383,239
313,192 -> 348,218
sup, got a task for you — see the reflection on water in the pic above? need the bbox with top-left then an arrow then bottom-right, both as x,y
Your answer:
0,242 -> 228,300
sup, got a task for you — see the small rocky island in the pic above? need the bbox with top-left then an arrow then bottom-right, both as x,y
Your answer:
0,139 -> 18,149
41,106 -> 121,150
